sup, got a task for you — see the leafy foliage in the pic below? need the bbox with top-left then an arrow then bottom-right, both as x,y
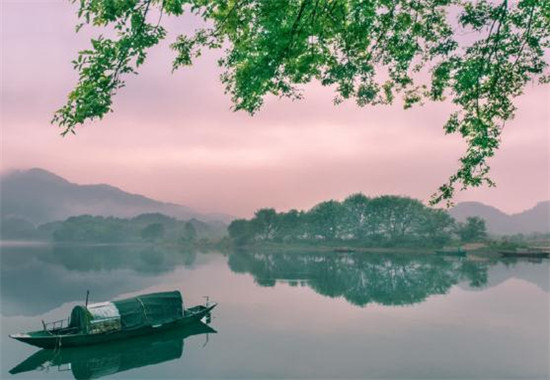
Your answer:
140,222 -> 165,241
53,215 -> 127,242
53,0 -> 166,132
228,193 -> 465,246
457,216 -> 488,242
182,221 -> 198,242
54,0 -> 550,203
227,218 -> 254,245
307,200 -> 344,240
252,208 -> 279,240
51,213 -> 226,243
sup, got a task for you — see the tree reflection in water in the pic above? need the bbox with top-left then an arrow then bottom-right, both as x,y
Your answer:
229,251 -> 490,306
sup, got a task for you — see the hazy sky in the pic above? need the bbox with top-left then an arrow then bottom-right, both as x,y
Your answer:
1,0 -> 549,217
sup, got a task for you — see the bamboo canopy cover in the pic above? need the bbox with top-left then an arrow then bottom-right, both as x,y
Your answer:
69,291 -> 184,333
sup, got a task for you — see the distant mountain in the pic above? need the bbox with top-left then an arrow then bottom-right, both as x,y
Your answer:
512,201 -> 550,234
449,202 -> 515,234
459,261 -> 549,293
0,168 -> 233,225
450,201 -> 550,235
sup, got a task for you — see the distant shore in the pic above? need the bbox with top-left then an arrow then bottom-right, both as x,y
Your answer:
229,241 -> 473,255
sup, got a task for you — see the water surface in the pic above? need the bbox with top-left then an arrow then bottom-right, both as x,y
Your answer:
1,243 -> 548,379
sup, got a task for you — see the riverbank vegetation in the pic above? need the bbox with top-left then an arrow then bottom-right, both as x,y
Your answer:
229,194 -> 487,248
1,213 -> 227,245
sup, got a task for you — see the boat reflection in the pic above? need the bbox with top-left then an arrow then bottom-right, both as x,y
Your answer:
9,321 -> 216,379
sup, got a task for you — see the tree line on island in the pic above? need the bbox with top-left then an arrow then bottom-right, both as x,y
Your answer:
2,194 -> 487,247
1,213 -> 226,244
229,194 -> 487,247
52,213 -> 227,244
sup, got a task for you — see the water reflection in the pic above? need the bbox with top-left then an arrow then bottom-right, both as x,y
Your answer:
1,244 -> 199,316
2,245 -> 549,379
3,243 -> 548,317
228,251 -> 494,306
9,322 -> 216,379
31,244 -> 197,273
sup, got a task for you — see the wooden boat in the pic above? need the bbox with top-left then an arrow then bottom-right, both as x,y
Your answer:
10,321 -> 216,378
9,290 -> 216,349
499,248 -> 549,258
435,248 -> 466,257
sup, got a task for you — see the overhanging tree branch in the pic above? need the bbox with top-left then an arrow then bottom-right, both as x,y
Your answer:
52,0 -> 550,205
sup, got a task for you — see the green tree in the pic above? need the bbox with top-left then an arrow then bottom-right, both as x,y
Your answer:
274,209 -> 303,242
53,215 -> 126,243
228,219 -> 253,245
341,193 -> 370,240
252,208 -> 279,240
54,0 -> 549,204
140,222 -> 165,242
181,221 -> 197,242
307,200 -> 343,240
457,216 -> 488,242
226,193 -> 465,246
367,196 -> 425,243
415,208 -> 455,246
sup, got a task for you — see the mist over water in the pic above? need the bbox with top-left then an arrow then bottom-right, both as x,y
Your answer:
1,243 -> 548,379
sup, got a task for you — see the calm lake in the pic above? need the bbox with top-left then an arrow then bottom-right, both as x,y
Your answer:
1,243 -> 548,379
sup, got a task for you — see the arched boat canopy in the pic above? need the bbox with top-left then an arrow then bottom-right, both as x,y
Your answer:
69,291 -> 183,333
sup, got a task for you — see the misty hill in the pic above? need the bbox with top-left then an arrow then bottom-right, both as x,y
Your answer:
0,168 -> 232,225
1,212 -> 228,242
50,213 -> 228,243
450,201 -> 550,235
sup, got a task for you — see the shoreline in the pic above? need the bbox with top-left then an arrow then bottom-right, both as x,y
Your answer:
230,242 -> 467,255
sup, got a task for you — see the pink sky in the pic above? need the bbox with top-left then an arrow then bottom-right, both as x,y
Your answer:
1,1 -> 549,217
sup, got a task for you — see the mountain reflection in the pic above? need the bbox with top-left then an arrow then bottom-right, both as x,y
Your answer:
229,251 -> 491,306
1,244 -> 199,316
9,322 -> 216,379
42,244 -> 198,273
3,243 -> 546,317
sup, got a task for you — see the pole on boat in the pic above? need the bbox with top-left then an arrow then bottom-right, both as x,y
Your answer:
85,290 -> 90,307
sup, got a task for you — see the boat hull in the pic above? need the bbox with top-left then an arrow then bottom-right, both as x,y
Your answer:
10,304 -> 216,349
9,321 -> 216,377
